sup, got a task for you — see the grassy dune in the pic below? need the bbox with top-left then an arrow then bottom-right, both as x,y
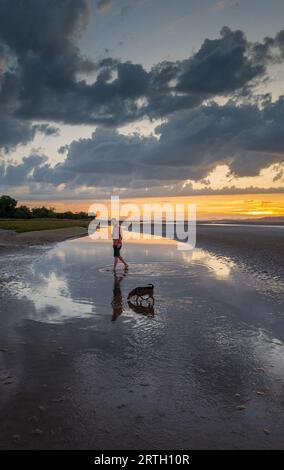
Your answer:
0,218 -> 90,233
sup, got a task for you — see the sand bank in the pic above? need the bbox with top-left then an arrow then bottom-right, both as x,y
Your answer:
0,226 -> 88,248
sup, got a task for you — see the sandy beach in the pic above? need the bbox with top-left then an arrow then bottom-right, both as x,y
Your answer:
0,227 -> 88,248
0,225 -> 284,449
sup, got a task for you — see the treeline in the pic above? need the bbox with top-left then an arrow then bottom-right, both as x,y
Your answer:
0,195 -> 90,220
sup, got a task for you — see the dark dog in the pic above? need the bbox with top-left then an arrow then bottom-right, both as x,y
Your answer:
127,284 -> 154,302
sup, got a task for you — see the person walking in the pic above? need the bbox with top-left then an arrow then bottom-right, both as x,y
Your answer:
112,218 -> 128,272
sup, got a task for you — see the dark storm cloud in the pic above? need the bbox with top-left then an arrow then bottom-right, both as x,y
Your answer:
0,0 -> 284,191
0,0 -> 90,56
1,0 -> 284,139
33,124 -> 60,137
0,116 -> 37,151
0,0 -> 92,149
176,27 -> 264,95
252,30 -> 284,65
23,25 -> 284,124
3,96 -> 283,190
18,25 -> 282,127
0,44 -> 5,74
273,168 -> 284,182
151,97 -> 284,178
2,154 -> 48,185
0,118 -> 60,152
78,26 -> 284,123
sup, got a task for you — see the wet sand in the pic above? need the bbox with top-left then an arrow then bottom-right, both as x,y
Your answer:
0,229 -> 284,449
196,224 -> 284,279
0,226 -> 88,248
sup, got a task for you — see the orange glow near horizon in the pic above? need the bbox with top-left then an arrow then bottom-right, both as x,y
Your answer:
19,193 -> 284,219
20,193 -> 284,220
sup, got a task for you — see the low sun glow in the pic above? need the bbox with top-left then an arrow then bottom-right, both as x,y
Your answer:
22,193 -> 284,220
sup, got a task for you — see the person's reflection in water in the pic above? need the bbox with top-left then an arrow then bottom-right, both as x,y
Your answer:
111,273 -> 126,322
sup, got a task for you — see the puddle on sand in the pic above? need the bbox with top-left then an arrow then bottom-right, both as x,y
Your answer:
99,262 -> 204,278
3,235 -> 281,331
14,236 -> 239,323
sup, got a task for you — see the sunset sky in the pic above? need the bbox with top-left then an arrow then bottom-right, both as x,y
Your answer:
1,0 -> 284,218
22,193 -> 284,220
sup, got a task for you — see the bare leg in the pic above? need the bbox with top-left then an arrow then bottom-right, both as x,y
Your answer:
113,257 -> 119,272
119,256 -> 128,269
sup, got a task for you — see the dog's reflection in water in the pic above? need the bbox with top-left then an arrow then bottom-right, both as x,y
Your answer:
127,298 -> 155,317
111,277 -> 155,321
127,283 -> 155,317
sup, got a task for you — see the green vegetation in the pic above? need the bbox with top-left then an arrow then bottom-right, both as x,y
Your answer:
0,195 -> 91,220
0,218 -> 90,233
0,195 -> 18,217
0,195 -> 93,233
